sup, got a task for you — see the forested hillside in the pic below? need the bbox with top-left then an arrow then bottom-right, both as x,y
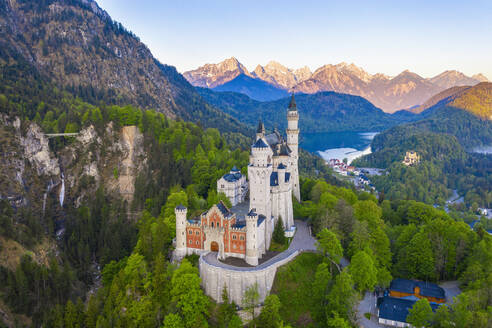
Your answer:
0,0 -> 250,135
354,84 -> 492,206
198,88 -> 419,133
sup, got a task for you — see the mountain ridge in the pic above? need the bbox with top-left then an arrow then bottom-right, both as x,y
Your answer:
184,58 -> 489,113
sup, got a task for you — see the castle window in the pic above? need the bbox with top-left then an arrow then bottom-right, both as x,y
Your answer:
196,241 -> 199,245
240,245 -> 244,250
188,230 -> 192,235
189,240 -> 192,244
233,235 -> 237,240
211,222 -> 214,228
233,244 -> 236,249
217,222 -> 220,228
196,231 -> 200,235
240,236 -> 244,241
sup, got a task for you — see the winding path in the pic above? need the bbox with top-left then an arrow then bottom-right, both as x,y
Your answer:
202,220 -> 317,271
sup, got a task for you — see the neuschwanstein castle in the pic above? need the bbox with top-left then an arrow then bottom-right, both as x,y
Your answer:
174,95 -> 300,266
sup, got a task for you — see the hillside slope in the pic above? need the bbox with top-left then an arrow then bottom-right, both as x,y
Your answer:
212,74 -> 289,101
0,0 -> 248,134
198,88 -> 420,133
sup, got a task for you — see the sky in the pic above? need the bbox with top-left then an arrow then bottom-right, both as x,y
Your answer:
96,0 -> 492,79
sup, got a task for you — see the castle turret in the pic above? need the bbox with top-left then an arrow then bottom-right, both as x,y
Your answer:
286,94 -> 300,201
175,205 -> 187,258
256,120 -> 265,140
245,209 -> 259,266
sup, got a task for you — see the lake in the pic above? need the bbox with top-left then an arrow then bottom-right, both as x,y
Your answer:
301,131 -> 378,164
471,146 -> 492,154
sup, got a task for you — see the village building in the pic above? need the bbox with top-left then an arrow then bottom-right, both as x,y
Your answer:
388,278 -> 446,303
403,151 -> 420,166
217,166 -> 247,206
378,296 -> 441,327
174,95 -> 300,266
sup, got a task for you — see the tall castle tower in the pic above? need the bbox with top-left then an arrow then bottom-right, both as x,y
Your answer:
249,122 -> 274,249
175,205 -> 187,258
286,94 -> 300,201
245,209 -> 259,266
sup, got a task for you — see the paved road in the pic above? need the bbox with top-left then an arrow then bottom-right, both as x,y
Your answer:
202,220 -> 316,271
357,292 -> 384,328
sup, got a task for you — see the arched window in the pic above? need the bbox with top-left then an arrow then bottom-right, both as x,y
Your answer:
217,222 -> 220,228
188,230 -> 192,235
232,234 -> 237,240
211,222 -> 214,228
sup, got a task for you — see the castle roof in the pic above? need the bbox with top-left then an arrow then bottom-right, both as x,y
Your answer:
231,165 -> 240,172
216,201 -> 233,218
257,120 -> 265,134
288,94 -> 297,111
248,208 -> 257,217
223,171 -> 243,182
252,138 -> 269,148
176,204 -> 187,210
257,215 -> 266,226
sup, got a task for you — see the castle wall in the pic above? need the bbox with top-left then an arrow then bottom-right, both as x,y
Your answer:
199,250 -> 301,305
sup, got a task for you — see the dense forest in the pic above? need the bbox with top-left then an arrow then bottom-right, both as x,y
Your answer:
354,126 -> 492,207
197,88 -> 419,133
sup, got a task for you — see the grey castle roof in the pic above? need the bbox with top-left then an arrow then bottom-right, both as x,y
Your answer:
288,94 -> 297,111
231,165 -> 240,172
176,204 -> 187,210
216,201 -> 233,218
390,279 -> 445,299
252,138 -> 269,148
248,208 -> 257,217
264,131 -> 292,156
257,215 -> 266,226
232,220 -> 246,228
378,296 -> 441,323
223,171 -> 243,182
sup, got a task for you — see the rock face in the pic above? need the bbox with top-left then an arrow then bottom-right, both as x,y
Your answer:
183,57 -> 253,88
115,126 -> 145,202
185,59 -> 489,113
252,61 -> 312,89
20,124 -> 60,177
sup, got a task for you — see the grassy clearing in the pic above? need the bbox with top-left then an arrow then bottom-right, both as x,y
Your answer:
270,252 -> 324,327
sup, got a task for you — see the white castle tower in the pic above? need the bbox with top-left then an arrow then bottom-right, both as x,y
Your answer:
249,123 -> 274,250
286,94 -> 300,201
245,209 -> 259,266
175,205 -> 188,258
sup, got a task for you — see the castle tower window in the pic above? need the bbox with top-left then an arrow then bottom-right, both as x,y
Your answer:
189,240 -> 192,244
188,230 -> 192,235
240,236 -> 244,240
211,222 -> 214,228
233,235 -> 237,240
196,231 -> 200,235
196,241 -> 199,245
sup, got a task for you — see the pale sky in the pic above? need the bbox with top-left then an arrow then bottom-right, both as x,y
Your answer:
96,0 -> 492,79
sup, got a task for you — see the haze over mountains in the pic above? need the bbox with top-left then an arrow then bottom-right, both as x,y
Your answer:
184,58 -> 489,113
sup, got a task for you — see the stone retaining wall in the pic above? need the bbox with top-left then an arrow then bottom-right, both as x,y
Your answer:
199,250 -> 300,305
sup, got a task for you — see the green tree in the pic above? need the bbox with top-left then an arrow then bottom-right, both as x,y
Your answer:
273,217 -> 287,245
162,313 -> 185,328
242,282 -> 260,321
326,269 -> 356,322
258,294 -> 282,328
406,298 -> 433,328
218,286 -> 240,328
317,229 -> 343,273
349,250 -> 377,292
326,312 -> 351,328
170,260 -> 209,328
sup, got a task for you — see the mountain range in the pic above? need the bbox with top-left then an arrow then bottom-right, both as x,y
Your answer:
184,58 -> 489,113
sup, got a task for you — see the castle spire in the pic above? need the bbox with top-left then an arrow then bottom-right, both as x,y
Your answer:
257,120 -> 265,134
288,93 -> 297,111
